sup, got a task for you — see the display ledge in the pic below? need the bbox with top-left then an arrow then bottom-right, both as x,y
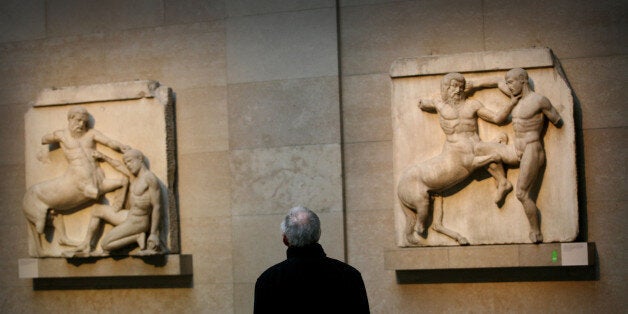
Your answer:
385,243 -> 597,283
18,254 -> 193,290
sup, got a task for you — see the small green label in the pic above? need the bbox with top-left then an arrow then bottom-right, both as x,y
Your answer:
551,250 -> 558,263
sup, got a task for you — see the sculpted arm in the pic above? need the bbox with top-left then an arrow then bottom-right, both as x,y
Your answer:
465,77 -> 500,94
92,130 -> 131,152
147,175 -> 161,249
41,130 -> 62,145
541,97 -> 563,126
418,98 -> 437,113
92,151 -> 132,177
476,95 -> 520,125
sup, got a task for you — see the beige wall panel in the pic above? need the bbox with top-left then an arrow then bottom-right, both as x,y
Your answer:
340,0 -> 397,7
232,211 -> 345,283
345,209 -> 396,313
343,141 -> 393,212
226,8 -> 338,83
484,0 -> 627,59
1,283 -> 234,313
16,22 -> 225,92
165,0 -> 226,24
176,86 -> 229,154
586,200 -> 625,277
340,0 -> 484,76
232,214 -> 286,283
0,0 -> 45,43
0,164 -> 26,227
0,224 -> 29,287
228,76 -> 340,150
179,216 -> 233,284
234,282 -> 255,314
226,0 -> 333,17
178,152 -> 231,219
47,0 -> 164,37
560,55 -> 628,129
0,105 -> 26,165
157,22 -> 227,89
99,22 -> 226,90
230,144 -> 343,216
342,74 -> 392,143
582,128 -> 627,201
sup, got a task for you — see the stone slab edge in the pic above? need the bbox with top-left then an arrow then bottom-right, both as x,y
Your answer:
34,80 -> 160,106
384,243 -> 595,270
18,254 -> 193,278
390,47 -> 554,78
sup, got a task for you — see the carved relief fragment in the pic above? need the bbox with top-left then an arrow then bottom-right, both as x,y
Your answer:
392,49 -> 578,246
23,81 -> 178,257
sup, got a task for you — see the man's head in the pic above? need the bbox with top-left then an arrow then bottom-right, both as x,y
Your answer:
123,149 -> 144,175
67,106 -> 89,136
505,68 -> 529,96
281,206 -> 321,247
441,72 -> 466,103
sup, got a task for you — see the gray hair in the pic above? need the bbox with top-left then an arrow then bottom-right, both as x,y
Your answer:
280,206 -> 321,247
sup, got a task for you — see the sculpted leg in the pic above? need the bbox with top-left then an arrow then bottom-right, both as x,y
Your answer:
477,139 -> 514,205
100,178 -> 128,209
431,195 -> 469,245
487,163 -> 512,206
517,144 -> 545,243
53,214 -> 81,246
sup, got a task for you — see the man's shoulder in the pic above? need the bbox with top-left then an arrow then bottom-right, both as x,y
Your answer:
323,257 -> 363,276
256,260 -> 288,280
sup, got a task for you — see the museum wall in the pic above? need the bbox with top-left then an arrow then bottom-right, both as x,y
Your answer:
0,0 -> 625,313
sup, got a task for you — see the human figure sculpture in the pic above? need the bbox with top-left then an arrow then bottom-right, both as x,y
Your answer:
22,106 -> 129,256
499,68 -> 563,243
397,72 -> 520,245
68,149 -> 162,256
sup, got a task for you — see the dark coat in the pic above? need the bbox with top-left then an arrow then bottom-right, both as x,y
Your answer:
254,243 -> 370,314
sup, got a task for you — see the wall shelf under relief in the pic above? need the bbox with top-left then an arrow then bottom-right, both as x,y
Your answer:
384,243 -> 597,284
18,254 -> 193,290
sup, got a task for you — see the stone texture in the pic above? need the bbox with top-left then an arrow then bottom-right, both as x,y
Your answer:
226,0 -> 334,17
35,80 -> 160,106
19,254 -> 193,278
228,76 -> 340,150
384,243 -> 593,270
164,0 -> 226,24
47,0 -> 164,37
226,8 -> 338,83
392,49 -> 578,246
0,0 -> 45,43
341,73 -> 392,143
582,128 -> 628,201
176,86 -> 229,154
0,104 -> 27,165
343,141 -> 393,212
484,0 -> 628,59
230,144 -> 343,216
390,48 -> 554,78
0,164 -> 26,226
560,55 -> 628,129
340,0 -> 484,76
178,152 -> 231,219
179,216 -> 233,284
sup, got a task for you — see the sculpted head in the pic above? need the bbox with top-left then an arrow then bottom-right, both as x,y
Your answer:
280,206 -> 321,247
67,106 -> 89,135
123,149 -> 144,175
441,72 -> 466,103
505,68 -> 529,96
